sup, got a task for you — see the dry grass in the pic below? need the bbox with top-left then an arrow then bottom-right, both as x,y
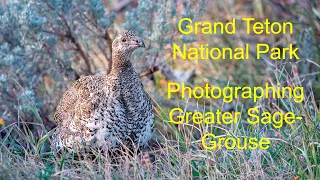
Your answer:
0,68 -> 319,179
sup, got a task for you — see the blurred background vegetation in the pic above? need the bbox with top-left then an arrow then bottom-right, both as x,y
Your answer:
0,0 -> 319,179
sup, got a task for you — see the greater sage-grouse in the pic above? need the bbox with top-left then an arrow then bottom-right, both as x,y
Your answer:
53,31 -> 154,151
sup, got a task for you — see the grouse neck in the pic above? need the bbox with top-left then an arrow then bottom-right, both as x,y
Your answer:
110,53 -> 134,76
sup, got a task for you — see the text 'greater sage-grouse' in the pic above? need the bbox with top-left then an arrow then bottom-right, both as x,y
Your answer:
53,31 -> 154,151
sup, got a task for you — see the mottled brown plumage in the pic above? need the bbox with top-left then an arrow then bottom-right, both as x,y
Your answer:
52,31 -> 154,151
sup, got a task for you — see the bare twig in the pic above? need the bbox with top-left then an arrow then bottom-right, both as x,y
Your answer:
44,1 -> 93,75
139,66 -> 159,78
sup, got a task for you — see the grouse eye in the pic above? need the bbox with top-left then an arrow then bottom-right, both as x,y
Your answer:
121,38 -> 126,42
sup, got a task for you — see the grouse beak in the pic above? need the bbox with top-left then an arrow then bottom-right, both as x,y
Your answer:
135,37 -> 145,48
140,39 -> 145,48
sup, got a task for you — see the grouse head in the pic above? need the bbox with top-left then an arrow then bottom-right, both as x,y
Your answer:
112,31 -> 145,58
